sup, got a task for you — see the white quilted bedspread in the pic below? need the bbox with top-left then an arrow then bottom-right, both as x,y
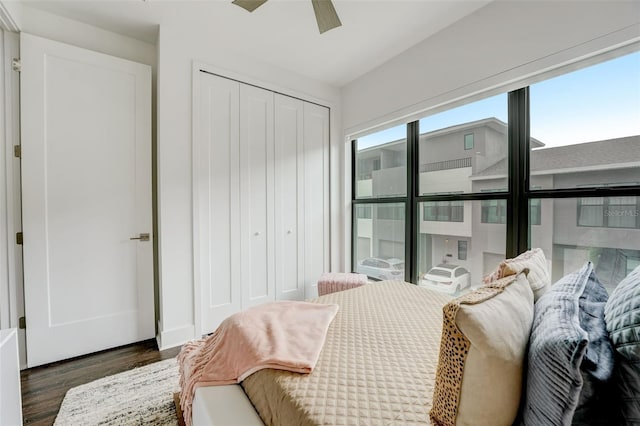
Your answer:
241,281 -> 451,426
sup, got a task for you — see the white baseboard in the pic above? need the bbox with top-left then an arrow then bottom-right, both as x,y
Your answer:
156,322 -> 194,351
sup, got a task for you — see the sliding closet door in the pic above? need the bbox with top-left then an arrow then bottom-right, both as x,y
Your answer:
194,72 -> 241,335
274,94 -> 305,301
304,103 -> 330,298
240,85 -> 275,308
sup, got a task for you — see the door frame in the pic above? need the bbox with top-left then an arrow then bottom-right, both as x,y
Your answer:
0,28 -> 24,368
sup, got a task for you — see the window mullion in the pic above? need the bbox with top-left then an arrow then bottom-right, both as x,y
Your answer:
406,121 -> 419,283
507,88 -> 530,257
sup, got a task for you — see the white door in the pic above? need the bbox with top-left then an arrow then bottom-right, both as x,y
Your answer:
20,33 -> 153,367
194,72 -> 241,335
274,94 -> 304,301
239,84 -> 275,308
303,103 -> 330,298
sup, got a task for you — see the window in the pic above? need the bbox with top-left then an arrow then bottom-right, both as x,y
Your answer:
481,200 -> 506,224
418,94 -> 507,196
607,196 -> 638,228
423,201 -> 463,222
530,199 -> 541,226
355,205 -> 372,219
578,197 -> 604,227
528,50 -> 640,292
464,133 -> 474,150
353,202 -> 406,280
378,205 -> 405,220
354,124 -> 407,199
352,48 -> 640,293
530,51 -> 640,191
578,196 -> 639,228
458,241 -> 468,260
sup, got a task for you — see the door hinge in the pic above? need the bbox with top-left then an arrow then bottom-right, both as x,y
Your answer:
12,58 -> 21,72
14,145 -> 21,158
16,232 -> 22,245
19,316 -> 26,329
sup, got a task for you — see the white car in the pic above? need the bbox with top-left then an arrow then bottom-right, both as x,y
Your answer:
357,257 -> 405,280
420,264 -> 470,294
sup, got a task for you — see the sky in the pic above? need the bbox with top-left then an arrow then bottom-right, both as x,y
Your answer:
358,51 -> 640,150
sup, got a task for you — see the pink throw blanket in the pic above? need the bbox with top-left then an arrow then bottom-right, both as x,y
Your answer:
177,301 -> 339,425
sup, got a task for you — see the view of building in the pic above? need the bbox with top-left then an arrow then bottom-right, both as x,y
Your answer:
354,118 -> 640,294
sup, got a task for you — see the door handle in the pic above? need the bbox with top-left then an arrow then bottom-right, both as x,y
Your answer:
130,233 -> 150,242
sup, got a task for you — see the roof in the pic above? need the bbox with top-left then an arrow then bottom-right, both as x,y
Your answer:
359,117 -> 544,155
471,135 -> 640,178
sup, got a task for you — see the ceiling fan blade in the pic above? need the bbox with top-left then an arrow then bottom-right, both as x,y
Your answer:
232,0 -> 268,13
311,0 -> 342,34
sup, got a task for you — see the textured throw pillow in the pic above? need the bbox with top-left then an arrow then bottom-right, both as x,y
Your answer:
430,273 -> 534,426
605,265 -> 640,360
482,248 -> 551,301
604,265 -> 640,423
523,261 -> 615,425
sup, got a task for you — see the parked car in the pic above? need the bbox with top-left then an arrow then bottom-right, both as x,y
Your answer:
357,257 -> 405,280
420,264 -> 470,294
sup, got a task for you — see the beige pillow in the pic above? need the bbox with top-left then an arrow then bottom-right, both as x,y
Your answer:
483,248 -> 551,301
430,273 -> 534,426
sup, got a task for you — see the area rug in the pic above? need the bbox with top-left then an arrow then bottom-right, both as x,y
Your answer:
54,358 -> 181,425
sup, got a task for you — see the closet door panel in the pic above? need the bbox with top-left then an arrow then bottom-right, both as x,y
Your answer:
303,103 -> 330,298
274,94 -> 304,300
194,73 -> 241,335
240,85 -> 275,307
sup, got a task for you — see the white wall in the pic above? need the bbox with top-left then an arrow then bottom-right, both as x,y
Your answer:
0,4 -> 343,352
156,24 -> 342,348
19,6 -> 156,69
342,1 -> 640,136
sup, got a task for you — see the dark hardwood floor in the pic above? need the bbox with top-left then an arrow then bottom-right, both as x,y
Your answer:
20,339 -> 181,425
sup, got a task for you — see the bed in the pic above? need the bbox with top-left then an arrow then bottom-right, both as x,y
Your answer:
188,253 -> 640,425
191,280 -> 451,425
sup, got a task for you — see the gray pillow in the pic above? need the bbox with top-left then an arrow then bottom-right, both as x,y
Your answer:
605,265 -> 640,361
523,262 -> 614,425
605,265 -> 640,423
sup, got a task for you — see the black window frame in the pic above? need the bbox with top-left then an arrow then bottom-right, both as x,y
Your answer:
352,59 -> 640,283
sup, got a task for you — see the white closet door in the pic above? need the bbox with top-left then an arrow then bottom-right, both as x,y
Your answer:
194,72 -> 241,335
240,84 -> 275,308
274,94 -> 305,301
304,103 -> 330,298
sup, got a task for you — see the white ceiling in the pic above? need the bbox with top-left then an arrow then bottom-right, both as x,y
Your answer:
22,0 -> 492,87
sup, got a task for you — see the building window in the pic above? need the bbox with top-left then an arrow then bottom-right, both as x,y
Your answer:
458,241 -> 468,260
423,201 -> 464,222
481,200 -> 506,224
464,133 -> 474,150
372,158 -> 381,171
355,205 -> 372,219
530,199 -> 541,226
578,197 -> 604,227
578,196 -> 639,229
378,205 -> 405,220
